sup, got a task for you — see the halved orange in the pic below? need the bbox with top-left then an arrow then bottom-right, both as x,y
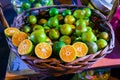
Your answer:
18,39 -> 33,55
12,32 -> 28,47
72,42 -> 88,57
4,27 -> 20,37
59,45 -> 76,62
35,42 -> 52,59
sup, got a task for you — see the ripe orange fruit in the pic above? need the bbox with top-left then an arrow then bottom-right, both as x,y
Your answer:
72,42 -> 88,57
59,45 -> 76,62
12,32 -> 28,47
4,27 -> 20,37
18,39 -> 33,55
35,42 -> 52,59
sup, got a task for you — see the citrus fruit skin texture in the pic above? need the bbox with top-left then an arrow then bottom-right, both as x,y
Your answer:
96,39 -> 108,50
83,8 -> 92,18
18,39 -> 33,55
35,42 -> 52,59
49,8 -> 59,17
47,17 -> 59,28
53,41 -> 66,56
22,25 -> 31,33
62,9 -> 72,16
4,27 -> 20,37
12,32 -> 28,47
59,45 -> 76,62
81,31 -> 97,42
64,15 -> 75,24
73,9 -> 85,19
86,42 -> 98,54
72,42 -> 88,57
32,25 -> 44,32
30,30 -> 47,44
98,32 -> 109,41
22,2 -> 31,10
60,24 -> 72,35
48,29 -> 60,40
59,35 -> 71,45
28,15 -> 37,24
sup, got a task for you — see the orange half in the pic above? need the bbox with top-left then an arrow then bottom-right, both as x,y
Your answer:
18,39 -> 33,55
72,42 -> 88,57
59,45 -> 76,62
12,31 -> 28,47
35,42 -> 52,59
4,27 -> 20,37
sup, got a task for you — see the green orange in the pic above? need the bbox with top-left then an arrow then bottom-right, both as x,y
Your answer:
62,9 -> 72,16
73,9 -> 85,19
48,29 -> 60,40
64,15 -> 75,24
53,41 -> 66,55
96,39 -> 108,50
60,24 -> 72,35
59,35 -> 71,45
30,30 -> 47,44
28,15 -> 37,24
49,8 -> 59,16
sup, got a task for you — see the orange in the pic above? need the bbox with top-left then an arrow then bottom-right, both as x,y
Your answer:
12,32 -> 28,47
4,27 -> 20,37
98,32 -> 109,41
64,15 -> 75,24
96,39 -> 108,50
59,35 -> 71,45
38,18 -> 47,25
72,42 -> 88,57
18,39 -> 33,55
35,42 -> 52,59
59,45 -> 76,62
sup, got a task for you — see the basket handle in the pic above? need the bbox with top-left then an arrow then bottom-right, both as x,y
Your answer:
107,0 -> 119,21
0,3 -> 9,29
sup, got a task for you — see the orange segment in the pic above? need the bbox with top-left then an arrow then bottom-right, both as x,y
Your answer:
18,39 -> 33,55
35,42 -> 52,59
4,27 -> 20,37
12,32 -> 28,47
59,45 -> 76,62
72,42 -> 88,57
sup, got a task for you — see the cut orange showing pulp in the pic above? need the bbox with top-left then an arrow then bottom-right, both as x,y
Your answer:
12,31 -> 28,47
59,45 -> 76,62
35,42 -> 52,59
72,42 -> 88,57
4,27 -> 20,37
18,39 -> 33,55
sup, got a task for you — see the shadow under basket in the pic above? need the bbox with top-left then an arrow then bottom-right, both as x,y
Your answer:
7,5 -> 115,77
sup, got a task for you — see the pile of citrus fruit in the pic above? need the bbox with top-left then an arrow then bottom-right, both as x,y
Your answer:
4,7 -> 109,62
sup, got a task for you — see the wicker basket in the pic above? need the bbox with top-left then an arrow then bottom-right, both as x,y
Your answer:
1,5 -> 115,76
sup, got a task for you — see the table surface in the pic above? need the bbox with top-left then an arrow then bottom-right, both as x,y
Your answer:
6,39 -> 120,79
